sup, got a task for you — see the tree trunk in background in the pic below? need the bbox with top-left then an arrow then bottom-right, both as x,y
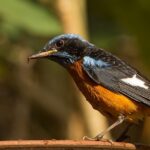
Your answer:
55,0 -> 111,139
55,0 -> 87,37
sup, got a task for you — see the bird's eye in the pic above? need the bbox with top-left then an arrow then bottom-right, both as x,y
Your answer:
55,40 -> 64,48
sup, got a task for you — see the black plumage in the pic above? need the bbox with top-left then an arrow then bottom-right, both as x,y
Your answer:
83,48 -> 150,106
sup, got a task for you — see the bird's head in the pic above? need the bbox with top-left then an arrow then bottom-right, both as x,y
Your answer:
28,34 -> 94,67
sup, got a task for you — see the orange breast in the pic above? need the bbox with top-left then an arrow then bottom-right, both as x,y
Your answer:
68,60 -> 148,122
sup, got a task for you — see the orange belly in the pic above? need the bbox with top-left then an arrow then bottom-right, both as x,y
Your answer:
68,61 -> 149,122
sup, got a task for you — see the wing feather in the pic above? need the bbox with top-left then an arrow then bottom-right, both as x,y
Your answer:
83,49 -> 150,106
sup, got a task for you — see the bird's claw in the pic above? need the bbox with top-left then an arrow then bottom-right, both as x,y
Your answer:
83,136 -> 97,141
83,133 -> 104,141
83,135 -> 113,144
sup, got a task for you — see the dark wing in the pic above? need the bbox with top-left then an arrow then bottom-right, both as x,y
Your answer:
82,48 -> 150,106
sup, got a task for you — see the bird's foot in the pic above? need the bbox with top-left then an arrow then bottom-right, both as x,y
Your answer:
83,135 -> 113,144
83,136 -> 97,141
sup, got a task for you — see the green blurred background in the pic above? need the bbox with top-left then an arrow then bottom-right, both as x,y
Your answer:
0,0 -> 150,144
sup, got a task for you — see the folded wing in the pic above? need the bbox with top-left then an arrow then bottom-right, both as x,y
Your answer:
82,49 -> 150,106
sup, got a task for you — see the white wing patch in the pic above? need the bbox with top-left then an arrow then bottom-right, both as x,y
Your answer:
121,74 -> 149,89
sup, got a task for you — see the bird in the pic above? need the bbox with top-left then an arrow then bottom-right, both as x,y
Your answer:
28,34 -> 150,141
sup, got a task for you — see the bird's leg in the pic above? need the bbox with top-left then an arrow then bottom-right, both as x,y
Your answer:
83,114 -> 125,141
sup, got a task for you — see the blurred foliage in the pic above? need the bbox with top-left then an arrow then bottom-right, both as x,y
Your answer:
0,0 -> 67,140
0,0 -> 61,36
0,0 -> 87,141
88,0 -> 150,68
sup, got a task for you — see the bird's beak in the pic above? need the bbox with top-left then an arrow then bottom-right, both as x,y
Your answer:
28,49 -> 58,62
